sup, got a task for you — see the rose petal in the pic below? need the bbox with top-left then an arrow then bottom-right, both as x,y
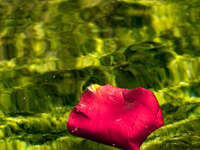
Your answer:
67,84 -> 164,150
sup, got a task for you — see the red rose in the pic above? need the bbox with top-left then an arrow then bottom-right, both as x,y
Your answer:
67,84 -> 164,150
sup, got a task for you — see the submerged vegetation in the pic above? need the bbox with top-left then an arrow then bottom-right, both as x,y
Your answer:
0,0 -> 199,149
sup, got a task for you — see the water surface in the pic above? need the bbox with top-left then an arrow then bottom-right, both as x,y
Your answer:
0,0 -> 200,149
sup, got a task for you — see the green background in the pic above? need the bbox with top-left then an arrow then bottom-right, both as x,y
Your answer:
0,0 -> 199,149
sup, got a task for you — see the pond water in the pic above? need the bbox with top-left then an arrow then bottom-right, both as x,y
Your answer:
0,0 -> 199,149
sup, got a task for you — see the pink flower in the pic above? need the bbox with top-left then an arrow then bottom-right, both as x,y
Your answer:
67,84 -> 164,150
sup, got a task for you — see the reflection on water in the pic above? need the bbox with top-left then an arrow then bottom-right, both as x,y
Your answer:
0,0 -> 199,149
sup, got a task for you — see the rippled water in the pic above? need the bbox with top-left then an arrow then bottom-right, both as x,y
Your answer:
0,0 -> 199,149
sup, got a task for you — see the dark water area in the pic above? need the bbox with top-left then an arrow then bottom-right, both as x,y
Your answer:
0,0 -> 199,149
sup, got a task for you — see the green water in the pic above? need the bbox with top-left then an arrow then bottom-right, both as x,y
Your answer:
0,0 -> 199,149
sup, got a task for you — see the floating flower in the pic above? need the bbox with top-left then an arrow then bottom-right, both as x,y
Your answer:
67,84 -> 164,150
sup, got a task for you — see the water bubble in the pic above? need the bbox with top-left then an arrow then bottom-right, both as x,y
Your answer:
72,128 -> 78,133
115,118 -> 122,122
80,104 -> 86,107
